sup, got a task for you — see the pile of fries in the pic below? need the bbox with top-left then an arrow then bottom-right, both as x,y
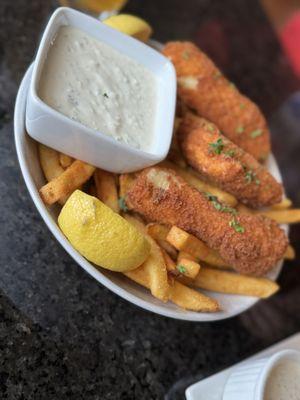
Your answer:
38,138 -> 299,313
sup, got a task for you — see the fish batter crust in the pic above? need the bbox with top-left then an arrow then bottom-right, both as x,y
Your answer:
163,41 -> 270,162
178,113 -> 282,208
126,167 -> 288,276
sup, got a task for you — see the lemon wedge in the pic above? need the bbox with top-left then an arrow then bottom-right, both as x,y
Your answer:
58,190 -> 150,272
103,14 -> 153,42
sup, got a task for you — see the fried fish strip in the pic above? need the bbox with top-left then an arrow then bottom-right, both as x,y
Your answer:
126,167 -> 288,276
163,41 -> 270,161
178,114 -> 282,208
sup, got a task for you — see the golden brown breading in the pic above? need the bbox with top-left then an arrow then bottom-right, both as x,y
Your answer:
178,114 -> 282,208
163,41 -> 270,162
126,167 -> 288,276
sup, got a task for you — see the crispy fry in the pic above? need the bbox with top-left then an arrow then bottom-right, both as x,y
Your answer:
59,153 -> 73,168
183,267 -> 279,298
125,266 -> 219,312
119,173 -> 136,198
271,198 -> 292,210
257,209 -> 300,225
147,223 -> 178,259
161,248 -> 176,272
160,160 -> 237,207
169,280 -> 219,312
125,215 -> 169,302
284,245 -> 296,260
94,169 -> 119,213
166,226 -> 230,268
156,239 -> 178,260
39,160 -> 95,205
38,143 -> 64,181
177,251 -> 201,279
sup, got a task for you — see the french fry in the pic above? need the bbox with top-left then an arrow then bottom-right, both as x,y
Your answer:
177,251 -> 201,279
39,161 -> 95,205
169,280 -> 220,312
38,143 -> 64,181
125,266 -> 220,312
156,239 -> 178,260
183,267 -> 279,298
271,198 -> 292,210
160,160 -> 237,207
166,226 -> 230,268
125,215 -> 169,302
257,209 -> 300,224
119,173 -> 136,198
147,223 -> 177,259
59,153 -> 73,168
284,245 -> 296,260
161,248 -> 176,272
94,169 -> 119,213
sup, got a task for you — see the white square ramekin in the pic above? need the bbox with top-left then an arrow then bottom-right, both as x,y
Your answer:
222,349 -> 300,400
25,7 -> 176,173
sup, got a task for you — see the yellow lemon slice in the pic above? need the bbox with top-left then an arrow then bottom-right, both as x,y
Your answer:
58,190 -> 150,272
103,14 -> 153,42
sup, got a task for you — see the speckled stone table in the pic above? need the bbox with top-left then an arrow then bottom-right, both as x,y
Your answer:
1,1 -> 300,399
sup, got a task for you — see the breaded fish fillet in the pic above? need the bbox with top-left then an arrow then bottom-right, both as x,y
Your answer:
178,114 -> 282,208
126,167 -> 288,276
163,41 -> 270,162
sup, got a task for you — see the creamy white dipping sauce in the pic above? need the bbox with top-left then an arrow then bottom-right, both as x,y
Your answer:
264,360 -> 300,400
39,26 -> 157,151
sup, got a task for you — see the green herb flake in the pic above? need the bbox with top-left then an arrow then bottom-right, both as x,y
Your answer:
182,50 -> 190,60
229,218 -> 245,233
236,125 -> 244,134
205,193 -> 237,215
207,124 -> 215,132
118,197 -> 128,212
177,265 -> 186,274
244,169 -> 260,185
250,129 -> 263,138
103,93 -> 109,98
209,138 -> 224,155
240,103 -> 246,109
224,150 -> 236,158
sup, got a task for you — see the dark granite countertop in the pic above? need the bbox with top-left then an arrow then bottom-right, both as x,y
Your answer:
1,0 -> 300,399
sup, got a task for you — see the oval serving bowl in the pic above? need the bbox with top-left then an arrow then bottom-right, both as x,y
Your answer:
14,64 -> 288,322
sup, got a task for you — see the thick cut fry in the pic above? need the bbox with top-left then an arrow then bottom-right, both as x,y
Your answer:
161,248 -> 176,272
271,198 -> 292,210
125,215 -> 169,302
156,239 -> 178,260
39,161 -> 95,205
258,209 -> 300,225
94,169 -> 119,213
160,160 -> 237,207
59,153 -> 73,168
166,226 -> 230,268
284,245 -> 295,260
125,266 -> 219,312
119,173 -> 136,198
38,144 -> 64,181
147,223 -> 178,259
177,251 -> 201,279
184,267 -> 279,298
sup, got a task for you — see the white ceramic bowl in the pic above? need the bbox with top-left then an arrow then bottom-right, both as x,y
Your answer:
26,7 -> 176,173
223,349 -> 300,400
15,64 -> 288,322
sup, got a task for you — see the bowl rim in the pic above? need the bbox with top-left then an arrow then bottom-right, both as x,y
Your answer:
14,63 -> 287,322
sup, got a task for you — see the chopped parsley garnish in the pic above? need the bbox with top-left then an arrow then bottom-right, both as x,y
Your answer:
182,50 -> 190,60
177,265 -> 186,274
118,197 -> 128,212
245,169 -> 260,185
240,103 -> 246,109
209,138 -> 224,155
213,71 -> 222,79
229,218 -> 245,233
236,125 -> 244,134
224,150 -> 236,158
205,193 -> 237,215
250,129 -> 263,138
103,93 -> 109,98
207,123 -> 215,132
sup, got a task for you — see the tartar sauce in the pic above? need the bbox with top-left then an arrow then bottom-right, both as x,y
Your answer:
39,26 -> 157,152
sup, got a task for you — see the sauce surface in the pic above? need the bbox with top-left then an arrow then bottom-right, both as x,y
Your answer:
39,26 -> 157,151
264,359 -> 300,400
